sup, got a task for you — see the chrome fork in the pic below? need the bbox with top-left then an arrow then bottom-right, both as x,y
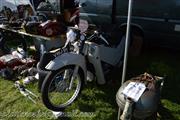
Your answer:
68,66 -> 79,90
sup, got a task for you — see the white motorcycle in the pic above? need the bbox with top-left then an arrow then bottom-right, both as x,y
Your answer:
40,26 -> 126,111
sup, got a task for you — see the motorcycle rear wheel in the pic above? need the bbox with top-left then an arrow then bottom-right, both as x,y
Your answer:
41,65 -> 83,111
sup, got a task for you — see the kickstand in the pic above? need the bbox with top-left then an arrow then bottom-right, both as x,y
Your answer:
14,81 -> 39,104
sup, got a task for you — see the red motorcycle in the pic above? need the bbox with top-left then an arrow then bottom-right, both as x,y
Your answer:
0,48 -> 36,79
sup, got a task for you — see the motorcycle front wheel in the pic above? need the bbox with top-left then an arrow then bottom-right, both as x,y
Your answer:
41,66 -> 83,111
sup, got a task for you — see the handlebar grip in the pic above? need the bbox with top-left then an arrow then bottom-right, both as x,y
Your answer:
99,35 -> 109,45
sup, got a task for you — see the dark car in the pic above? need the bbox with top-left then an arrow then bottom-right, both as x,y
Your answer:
35,0 -> 61,21
79,0 -> 180,51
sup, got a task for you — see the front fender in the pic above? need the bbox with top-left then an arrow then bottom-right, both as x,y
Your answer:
45,52 -> 86,76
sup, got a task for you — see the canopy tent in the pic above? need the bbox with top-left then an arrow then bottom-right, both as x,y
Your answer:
0,0 -> 31,11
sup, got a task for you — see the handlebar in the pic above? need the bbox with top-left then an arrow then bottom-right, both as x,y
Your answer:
87,30 -> 109,45
65,28 -> 110,50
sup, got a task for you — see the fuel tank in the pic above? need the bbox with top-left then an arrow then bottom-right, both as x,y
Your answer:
116,73 -> 164,119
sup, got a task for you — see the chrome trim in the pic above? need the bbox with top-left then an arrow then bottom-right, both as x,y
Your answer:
80,13 -> 98,17
80,13 -> 180,24
117,16 -> 165,22
168,19 -> 180,24
80,13 -> 110,18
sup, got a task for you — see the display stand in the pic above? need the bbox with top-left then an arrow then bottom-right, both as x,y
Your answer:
0,24 -> 66,55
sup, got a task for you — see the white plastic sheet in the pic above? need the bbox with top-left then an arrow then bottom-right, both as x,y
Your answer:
0,0 -> 31,11
122,82 -> 146,102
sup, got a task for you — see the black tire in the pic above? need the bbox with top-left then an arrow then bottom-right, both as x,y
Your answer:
38,75 -> 44,92
145,112 -> 157,120
37,14 -> 48,22
37,53 -> 55,92
41,65 -> 83,111
37,70 -> 49,92
129,31 -> 143,56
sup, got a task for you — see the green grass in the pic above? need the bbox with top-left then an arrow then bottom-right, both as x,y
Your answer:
0,47 -> 180,120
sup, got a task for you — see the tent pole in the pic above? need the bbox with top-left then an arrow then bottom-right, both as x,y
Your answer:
121,0 -> 133,85
30,0 -> 36,15
112,0 -> 117,24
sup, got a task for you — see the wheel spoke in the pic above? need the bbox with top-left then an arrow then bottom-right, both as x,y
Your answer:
47,67 -> 81,107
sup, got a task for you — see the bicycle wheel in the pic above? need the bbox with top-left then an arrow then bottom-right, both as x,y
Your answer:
41,66 -> 83,111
